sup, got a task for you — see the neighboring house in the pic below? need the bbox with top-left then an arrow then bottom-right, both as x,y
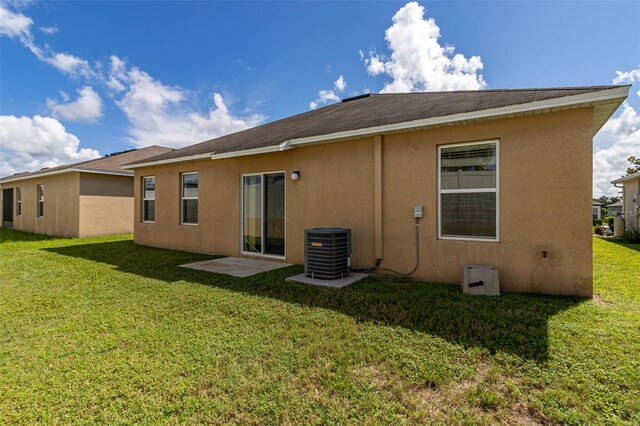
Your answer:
123,85 -> 629,297
0,146 -> 172,238
592,200 -> 603,220
611,170 -> 640,230
606,201 -> 623,217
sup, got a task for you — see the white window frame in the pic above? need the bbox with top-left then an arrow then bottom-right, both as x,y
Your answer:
437,139 -> 500,242
142,176 -> 155,223
240,171 -> 287,259
181,172 -> 198,225
37,184 -> 44,218
16,187 -> 21,216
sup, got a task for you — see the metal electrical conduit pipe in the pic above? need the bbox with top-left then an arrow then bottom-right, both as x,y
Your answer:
352,216 -> 421,277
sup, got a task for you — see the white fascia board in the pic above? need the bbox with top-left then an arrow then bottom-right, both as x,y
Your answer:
74,168 -> 133,177
287,86 -> 630,148
121,153 -> 212,169
205,86 -> 629,161
0,167 -> 133,184
210,143 -> 290,160
120,86 -> 629,164
0,168 -> 74,184
611,170 -> 640,184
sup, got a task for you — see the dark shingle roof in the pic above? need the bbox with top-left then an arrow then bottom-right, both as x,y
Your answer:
128,85 -> 626,165
1,145 -> 172,182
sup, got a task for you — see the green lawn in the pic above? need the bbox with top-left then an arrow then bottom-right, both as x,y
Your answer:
1,229 -> 638,425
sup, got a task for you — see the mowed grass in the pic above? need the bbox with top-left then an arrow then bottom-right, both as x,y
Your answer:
0,229 -> 638,425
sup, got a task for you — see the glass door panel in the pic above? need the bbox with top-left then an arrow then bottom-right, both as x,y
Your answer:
264,173 -> 285,256
242,173 -> 285,257
242,175 -> 262,253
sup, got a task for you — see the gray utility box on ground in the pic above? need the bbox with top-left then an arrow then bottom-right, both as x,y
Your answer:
461,265 -> 500,296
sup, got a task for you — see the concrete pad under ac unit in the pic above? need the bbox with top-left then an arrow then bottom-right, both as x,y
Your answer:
286,272 -> 369,289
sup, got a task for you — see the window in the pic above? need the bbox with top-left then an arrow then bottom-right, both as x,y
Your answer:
438,140 -> 499,241
37,184 -> 44,217
16,187 -> 21,216
181,172 -> 198,225
142,176 -> 155,222
592,207 -> 599,220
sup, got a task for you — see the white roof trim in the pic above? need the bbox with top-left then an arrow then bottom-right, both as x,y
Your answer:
208,86 -> 628,161
210,142 -> 293,160
74,168 -> 133,177
124,86 -> 630,165
121,153 -> 211,169
286,86 -> 629,148
611,170 -> 640,184
0,167 -> 133,184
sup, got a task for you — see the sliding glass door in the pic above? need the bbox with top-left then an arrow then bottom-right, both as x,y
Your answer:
242,172 -> 285,257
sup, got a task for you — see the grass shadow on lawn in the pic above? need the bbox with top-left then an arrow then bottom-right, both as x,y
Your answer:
44,240 -> 586,361
0,227 -> 63,243
597,237 -> 640,252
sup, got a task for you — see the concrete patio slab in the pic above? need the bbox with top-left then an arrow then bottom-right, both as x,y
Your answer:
285,272 -> 369,289
180,257 -> 291,277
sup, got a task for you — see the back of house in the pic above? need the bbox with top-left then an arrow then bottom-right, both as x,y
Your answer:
122,85 -> 629,297
0,145 -> 172,238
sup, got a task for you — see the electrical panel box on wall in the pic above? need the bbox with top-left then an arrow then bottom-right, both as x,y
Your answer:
413,205 -> 423,218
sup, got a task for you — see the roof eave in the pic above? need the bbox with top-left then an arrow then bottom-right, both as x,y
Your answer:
121,153 -> 212,170
0,167 -> 133,184
209,85 -> 630,161
118,85 -> 630,166
611,170 -> 640,185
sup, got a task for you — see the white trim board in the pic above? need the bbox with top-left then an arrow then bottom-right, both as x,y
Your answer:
121,153 -> 212,170
120,86 -> 630,167
0,167 -> 133,184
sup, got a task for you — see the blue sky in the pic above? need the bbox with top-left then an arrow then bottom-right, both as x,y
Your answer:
1,1 -> 639,195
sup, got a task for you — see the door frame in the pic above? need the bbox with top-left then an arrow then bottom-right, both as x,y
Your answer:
2,187 -> 14,228
240,171 -> 287,259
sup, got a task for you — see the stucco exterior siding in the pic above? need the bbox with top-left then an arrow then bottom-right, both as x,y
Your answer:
1,173 -> 80,238
622,177 -> 640,230
379,108 -> 593,296
1,173 -> 137,238
78,174 -> 135,237
134,138 -> 376,264
133,108 -> 595,296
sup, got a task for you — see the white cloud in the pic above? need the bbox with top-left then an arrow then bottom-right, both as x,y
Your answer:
0,4 -> 32,39
362,2 -> 486,93
0,115 -> 101,176
39,26 -> 58,35
334,75 -> 346,92
0,4 -> 95,78
593,67 -> 640,196
309,76 -> 347,109
47,86 -> 103,122
309,89 -> 340,110
41,52 -> 94,78
111,60 -> 264,148
613,66 -> 640,85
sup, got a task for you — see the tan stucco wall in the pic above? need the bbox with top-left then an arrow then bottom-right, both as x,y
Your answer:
1,172 -> 135,238
622,177 -> 640,230
0,172 -> 80,237
78,174 -> 135,237
133,108 -> 595,296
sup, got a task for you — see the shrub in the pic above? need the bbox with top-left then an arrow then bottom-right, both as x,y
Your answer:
608,217 -> 614,227
618,228 -> 640,244
595,219 -> 603,226
594,226 -> 604,235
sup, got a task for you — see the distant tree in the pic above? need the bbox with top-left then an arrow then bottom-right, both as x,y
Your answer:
596,195 -> 621,206
627,156 -> 640,175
